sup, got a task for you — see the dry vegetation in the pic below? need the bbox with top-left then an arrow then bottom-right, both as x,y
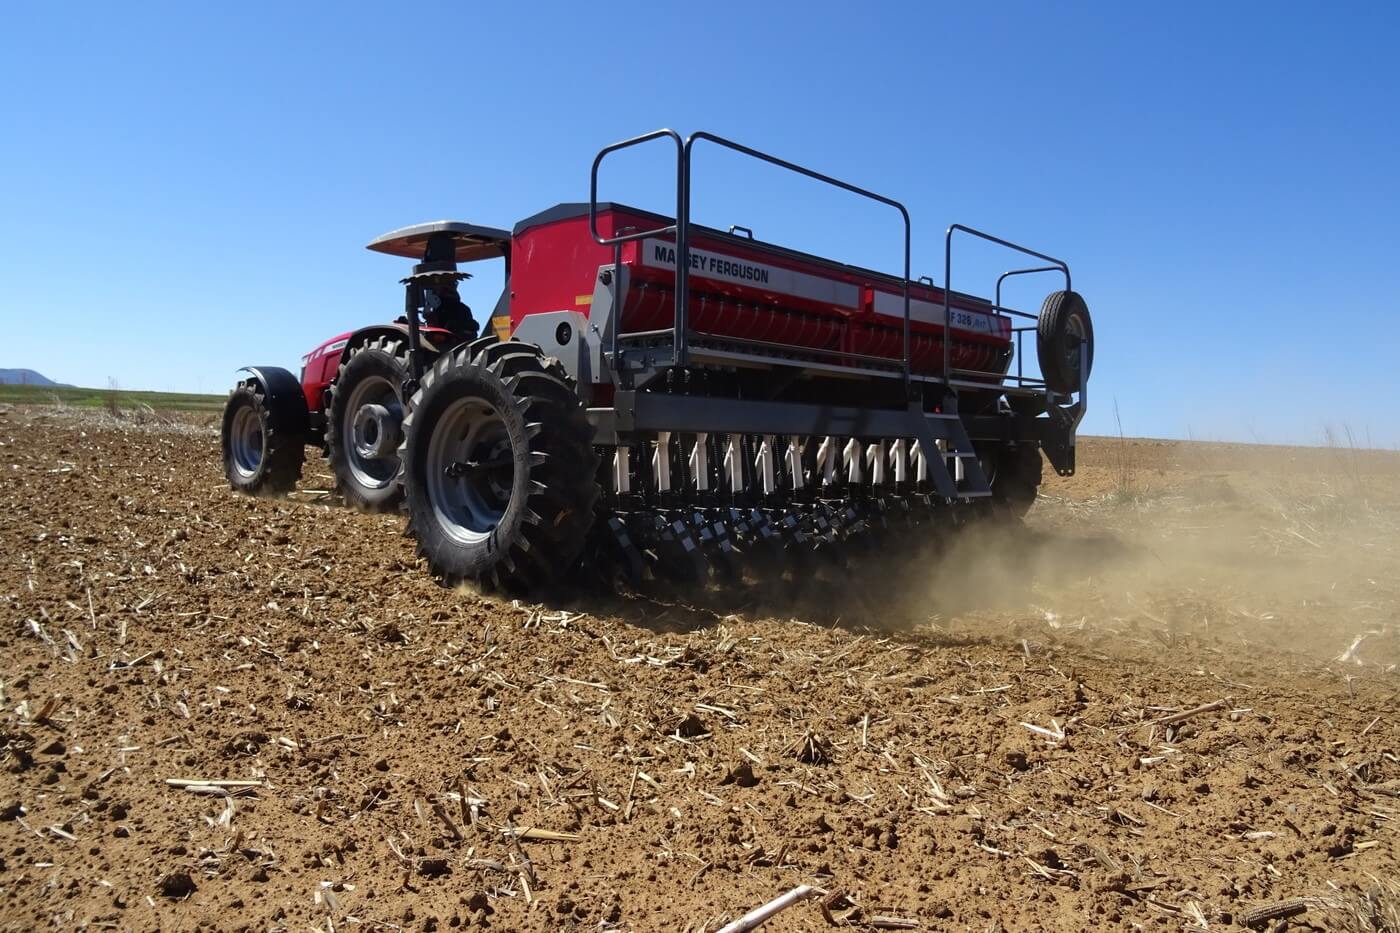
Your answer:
0,403 -> 1397,931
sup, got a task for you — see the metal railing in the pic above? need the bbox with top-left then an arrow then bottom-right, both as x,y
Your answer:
590,129 -> 1077,399
683,132 -> 914,386
943,226 -> 1071,391
591,129 -> 914,391
996,265 -> 1064,386
589,129 -> 685,381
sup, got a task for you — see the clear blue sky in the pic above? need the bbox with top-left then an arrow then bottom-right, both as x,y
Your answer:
2,2 -> 1397,445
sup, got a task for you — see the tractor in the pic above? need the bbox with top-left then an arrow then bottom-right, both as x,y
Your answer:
220,129 -> 1092,591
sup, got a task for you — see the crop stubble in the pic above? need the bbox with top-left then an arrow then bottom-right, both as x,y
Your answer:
0,405 -> 1397,931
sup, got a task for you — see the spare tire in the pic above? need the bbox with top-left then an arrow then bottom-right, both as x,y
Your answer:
1036,291 -> 1093,394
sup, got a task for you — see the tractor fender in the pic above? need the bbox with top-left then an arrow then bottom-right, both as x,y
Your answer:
237,366 -> 309,434
336,323 -> 451,369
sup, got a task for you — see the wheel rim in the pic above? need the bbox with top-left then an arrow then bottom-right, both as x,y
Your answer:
343,374 -> 402,490
230,405 -> 264,478
424,398 -> 515,545
1063,313 -> 1087,373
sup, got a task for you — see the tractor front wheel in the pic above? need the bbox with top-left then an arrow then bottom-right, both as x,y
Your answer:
220,379 -> 305,495
400,341 -> 599,591
325,337 -> 413,511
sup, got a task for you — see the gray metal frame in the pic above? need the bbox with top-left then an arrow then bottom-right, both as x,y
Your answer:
590,392 -> 976,500
683,132 -> 915,390
577,128 -> 1087,483
587,129 -> 1085,409
589,130 -> 686,388
590,130 -> 915,394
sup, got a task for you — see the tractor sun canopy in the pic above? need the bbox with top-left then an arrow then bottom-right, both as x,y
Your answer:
366,221 -> 511,263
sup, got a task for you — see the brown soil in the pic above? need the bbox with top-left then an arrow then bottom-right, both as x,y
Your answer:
1,404 -> 1397,932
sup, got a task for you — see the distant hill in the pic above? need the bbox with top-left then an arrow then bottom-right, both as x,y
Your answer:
0,369 -> 69,387
0,381 -> 225,411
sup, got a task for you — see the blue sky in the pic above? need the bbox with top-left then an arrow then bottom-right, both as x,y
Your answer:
1,2 -> 1397,445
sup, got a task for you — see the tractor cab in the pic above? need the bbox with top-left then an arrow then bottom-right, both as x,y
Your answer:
367,221 -> 513,371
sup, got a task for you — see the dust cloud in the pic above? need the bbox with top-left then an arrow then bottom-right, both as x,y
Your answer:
884,437 -> 1400,674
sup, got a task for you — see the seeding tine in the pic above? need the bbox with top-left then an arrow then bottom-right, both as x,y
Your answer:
910,440 -> 929,484
689,433 -> 710,492
653,432 -> 672,493
588,424 -> 971,591
785,437 -> 806,490
612,446 -> 632,494
889,439 -> 907,484
754,435 -> 777,497
843,438 -> 863,484
722,435 -> 745,494
816,436 -> 838,486
866,440 -> 887,486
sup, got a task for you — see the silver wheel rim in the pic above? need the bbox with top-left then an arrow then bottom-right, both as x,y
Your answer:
343,374 -> 402,490
230,405 -> 264,478
424,397 -> 515,545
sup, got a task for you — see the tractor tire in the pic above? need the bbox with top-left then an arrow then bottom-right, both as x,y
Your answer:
325,337 -> 413,511
400,341 -> 600,592
988,443 -> 1043,520
1036,290 -> 1094,395
220,378 -> 305,495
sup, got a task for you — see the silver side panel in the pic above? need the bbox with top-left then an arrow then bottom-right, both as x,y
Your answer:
585,263 -> 627,383
509,311 -> 592,396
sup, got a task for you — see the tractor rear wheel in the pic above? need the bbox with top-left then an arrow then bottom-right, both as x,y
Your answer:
220,378 -> 305,495
400,341 -> 599,591
325,338 -> 413,511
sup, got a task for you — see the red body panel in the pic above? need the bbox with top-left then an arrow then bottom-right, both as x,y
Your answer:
509,206 -> 1012,378
300,332 -> 353,412
298,203 -> 1014,408
298,325 -> 456,413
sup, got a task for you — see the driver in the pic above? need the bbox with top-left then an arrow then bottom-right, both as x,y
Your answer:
423,282 -> 479,340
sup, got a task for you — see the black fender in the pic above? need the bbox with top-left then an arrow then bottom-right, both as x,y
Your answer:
237,365 -> 309,436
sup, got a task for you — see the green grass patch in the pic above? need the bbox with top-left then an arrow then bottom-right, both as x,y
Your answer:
0,383 -> 225,412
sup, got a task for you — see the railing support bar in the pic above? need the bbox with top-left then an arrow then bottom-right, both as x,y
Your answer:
684,131 -> 913,396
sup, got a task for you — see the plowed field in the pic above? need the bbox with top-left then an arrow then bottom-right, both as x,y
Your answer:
2,403 -> 1397,932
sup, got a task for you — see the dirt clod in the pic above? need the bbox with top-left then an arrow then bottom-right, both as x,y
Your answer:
418,858 -> 451,878
157,870 -> 197,898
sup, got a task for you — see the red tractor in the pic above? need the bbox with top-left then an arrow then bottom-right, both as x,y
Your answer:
221,129 -> 1092,591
